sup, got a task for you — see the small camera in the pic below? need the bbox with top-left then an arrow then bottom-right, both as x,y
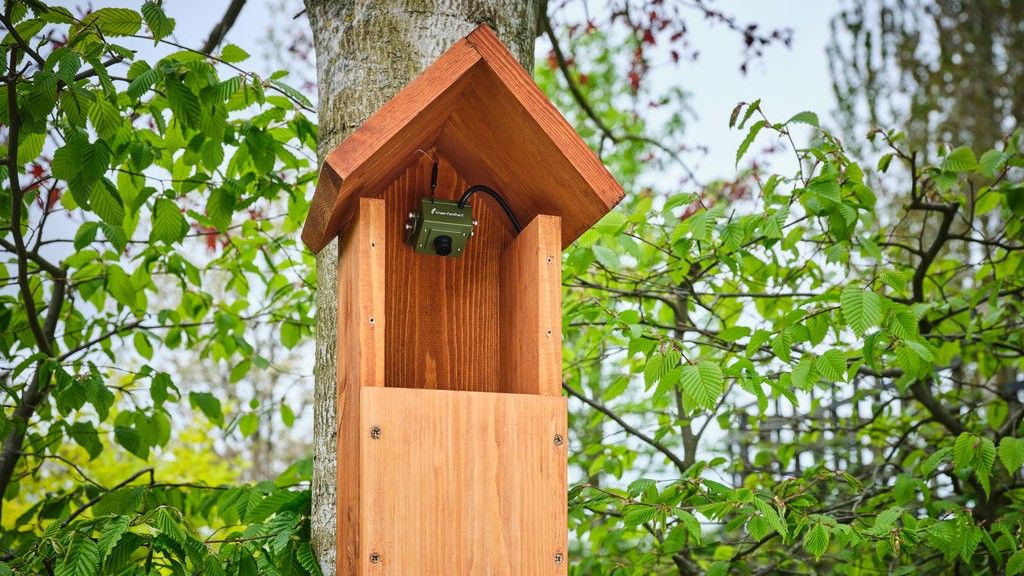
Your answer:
404,198 -> 476,257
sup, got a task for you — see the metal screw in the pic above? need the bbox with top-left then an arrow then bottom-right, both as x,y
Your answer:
370,426 -> 381,440
554,551 -> 564,564
369,552 -> 381,564
553,434 -> 564,446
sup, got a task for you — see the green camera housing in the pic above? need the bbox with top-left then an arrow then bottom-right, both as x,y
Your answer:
404,198 -> 475,257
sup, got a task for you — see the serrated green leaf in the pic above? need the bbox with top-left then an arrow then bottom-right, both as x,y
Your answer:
88,97 -> 120,138
841,286 -> 882,336
207,187 -> 236,232
140,2 -> 173,40
786,111 -> 819,127
680,361 -> 724,410
1008,549 -> 1024,576
752,497 -> 788,539
813,350 -> 846,382
803,522 -> 830,559
736,120 -> 767,166
55,536 -> 100,576
165,77 -> 201,127
105,265 -> 134,308
296,542 -> 323,576
628,478 -> 657,498
791,356 -> 814,390
999,437 -> 1024,473
623,505 -> 658,527
98,515 -> 131,558
80,8 -> 141,36
220,44 -> 250,63
953,432 -> 975,472
942,146 -> 978,172
150,198 -> 187,244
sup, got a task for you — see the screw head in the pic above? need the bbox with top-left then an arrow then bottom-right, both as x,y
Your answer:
554,551 -> 564,564
370,426 -> 381,440
369,551 -> 381,564
553,434 -> 564,446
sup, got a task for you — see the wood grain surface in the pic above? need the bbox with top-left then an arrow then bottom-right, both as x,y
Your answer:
361,387 -> 568,576
499,215 -> 562,396
383,152 -> 513,393
302,24 -> 623,254
335,197 -> 386,574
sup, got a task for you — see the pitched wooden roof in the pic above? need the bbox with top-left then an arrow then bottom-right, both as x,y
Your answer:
301,25 -> 624,254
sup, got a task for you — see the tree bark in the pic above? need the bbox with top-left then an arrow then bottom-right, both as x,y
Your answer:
304,1 -> 541,571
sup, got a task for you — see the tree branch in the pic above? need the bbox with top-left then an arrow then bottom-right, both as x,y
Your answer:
563,382 -> 689,474
200,0 -> 246,55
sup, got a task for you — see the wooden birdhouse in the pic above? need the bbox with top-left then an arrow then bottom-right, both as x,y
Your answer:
301,25 -> 623,575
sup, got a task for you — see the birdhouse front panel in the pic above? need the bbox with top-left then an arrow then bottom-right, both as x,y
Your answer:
360,387 -> 567,575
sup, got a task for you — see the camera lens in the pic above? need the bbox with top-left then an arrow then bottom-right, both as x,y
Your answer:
434,235 -> 453,256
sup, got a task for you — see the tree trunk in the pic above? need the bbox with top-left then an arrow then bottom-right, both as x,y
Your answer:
304,1 -> 541,571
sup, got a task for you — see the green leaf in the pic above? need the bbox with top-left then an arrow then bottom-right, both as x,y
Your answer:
813,350 -> 846,382
230,359 -> 251,383
942,146 -> 978,172
269,78 -> 312,108
165,78 -> 201,127
279,403 -> 295,428
67,421 -> 103,460
105,265 -> 135,308
239,412 -> 259,437
592,244 -> 619,269
150,198 -> 187,244
207,187 -> 236,231
74,221 -> 100,250
841,286 -> 882,336
676,509 -> 702,543
280,321 -> 300,349
90,180 -> 125,226
126,66 -> 160,100
803,522 -> 830,559
55,536 -> 100,576
88,97 -> 120,138
786,111 -> 819,127
953,432 -> 975,471
680,361 -> 725,410
623,505 -> 658,527
877,152 -> 894,173
220,44 -> 250,63
867,506 -> 901,536
736,120 -> 767,166
752,498 -> 788,539
791,357 -> 814,390
140,2 -> 174,40
80,8 -> 141,36
738,99 -> 760,129
296,542 -> 323,576
133,332 -> 153,360
190,391 -> 224,426
999,437 -> 1024,473
628,478 -> 657,498
1008,549 -> 1024,576
98,516 -> 131,558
